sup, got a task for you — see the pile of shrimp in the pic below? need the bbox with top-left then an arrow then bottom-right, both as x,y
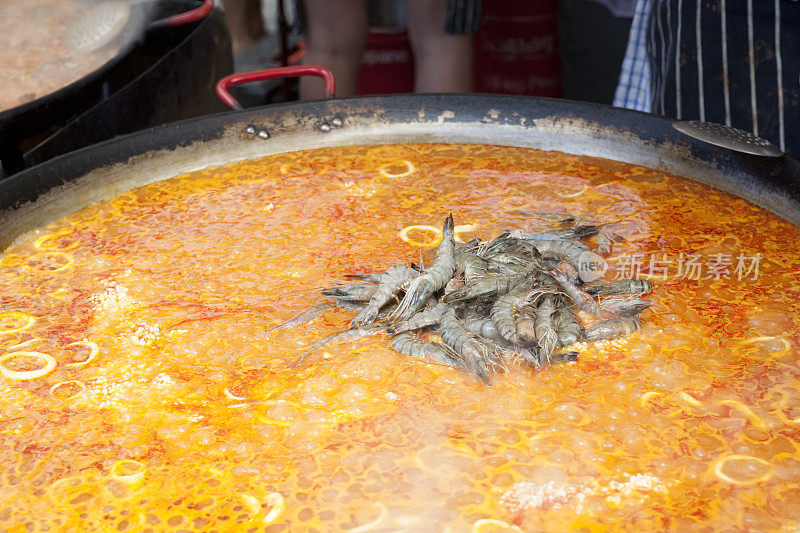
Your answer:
288,215 -> 653,383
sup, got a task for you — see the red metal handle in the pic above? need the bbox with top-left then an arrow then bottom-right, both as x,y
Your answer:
215,66 -> 336,110
151,0 -> 214,29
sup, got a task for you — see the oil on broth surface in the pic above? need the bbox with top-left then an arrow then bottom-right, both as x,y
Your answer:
1,144 -> 799,532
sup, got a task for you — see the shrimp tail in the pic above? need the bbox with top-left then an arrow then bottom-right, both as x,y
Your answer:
464,350 -> 492,385
516,346 -> 542,369
335,298 -> 365,311
350,305 -> 379,328
538,329 -> 559,363
551,351 -> 579,364
320,282 -> 376,302
476,232 -> 515,258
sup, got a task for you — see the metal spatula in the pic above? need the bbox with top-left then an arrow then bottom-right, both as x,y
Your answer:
673,120 -> 783,158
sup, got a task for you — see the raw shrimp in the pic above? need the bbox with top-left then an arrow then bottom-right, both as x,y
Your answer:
550,268 -> 610,318
440,307 -> 498,383
351,265 -> 419,327
443,277 -> 464,296
585,279 -> 652,297
442,270 -> 531,304
393,215 -> 457,320
486,257 -> 530,275
390,332 -> 464,369
557,259 -> 580,285
601,297 -> 651,317
463,316 -> 503,342
321,282 -> 377,302
582,317 -> 640,341
489,278 -> 538,346
475,232 -> 516,258
534,295 -> 559,363
514,305 -> 538,346
389,302 -> 449,334
454,252 -> 489,283
514,211 -> 577,226
530,239 -> 590,269
553,308 -> 581,347
510,224 -> 599,242
487,251 -> 531,269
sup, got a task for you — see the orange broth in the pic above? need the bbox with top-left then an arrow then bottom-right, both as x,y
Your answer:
0,144 -> 799,532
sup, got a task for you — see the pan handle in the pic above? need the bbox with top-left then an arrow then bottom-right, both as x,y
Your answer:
215,66 -> 336,110
151,0 -> 215,29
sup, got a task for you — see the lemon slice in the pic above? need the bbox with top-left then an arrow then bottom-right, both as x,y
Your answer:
379,160 -> 415,178
110,459 -> 147,487
50,380 -> 86,400
0,311 -> 35,335
0,351 -> 57,380
64,340 -> 99,367
25,252 -> 74,273
399,225 -> 442,247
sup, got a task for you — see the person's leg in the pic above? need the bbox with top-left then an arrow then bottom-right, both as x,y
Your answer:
223,0 -> 267,55
406,0 -> 474,93
300,0 -> 369,99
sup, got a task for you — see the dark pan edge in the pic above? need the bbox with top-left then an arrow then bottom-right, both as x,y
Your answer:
2,94 -> 798,250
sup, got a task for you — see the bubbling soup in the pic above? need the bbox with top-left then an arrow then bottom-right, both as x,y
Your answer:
0,0 -> 121,112
0,144 -> 799,532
